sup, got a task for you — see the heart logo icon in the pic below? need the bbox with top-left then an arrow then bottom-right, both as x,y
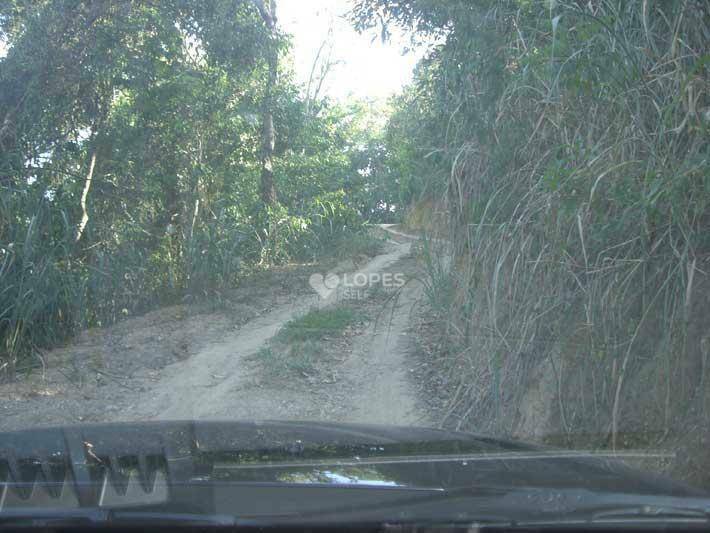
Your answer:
309,272 -> 340,299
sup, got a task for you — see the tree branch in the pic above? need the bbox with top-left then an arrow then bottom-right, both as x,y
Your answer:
75,150 -> 97,243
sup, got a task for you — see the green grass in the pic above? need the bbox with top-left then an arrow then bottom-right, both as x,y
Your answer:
254,343 -> 322,375
254,306 -> 366,376
333,230 -> 384,260
276,306 -> 364,343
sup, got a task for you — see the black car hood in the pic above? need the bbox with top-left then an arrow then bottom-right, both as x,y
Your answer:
0,420 -> 707,526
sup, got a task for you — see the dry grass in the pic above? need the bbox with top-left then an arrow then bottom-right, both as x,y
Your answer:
414,0 -> 709,471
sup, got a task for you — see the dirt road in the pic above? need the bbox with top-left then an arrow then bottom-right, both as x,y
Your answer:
0,226 -> 428,430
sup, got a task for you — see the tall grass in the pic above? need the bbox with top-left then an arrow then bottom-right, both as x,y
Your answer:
417,0 -> 709,450
0,184 -> 375,380
1,196 -> 78,377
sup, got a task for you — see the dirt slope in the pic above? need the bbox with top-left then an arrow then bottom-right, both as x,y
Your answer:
0,227 -> 427,430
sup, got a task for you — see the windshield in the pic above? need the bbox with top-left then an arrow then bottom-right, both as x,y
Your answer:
1,0 -> 709,524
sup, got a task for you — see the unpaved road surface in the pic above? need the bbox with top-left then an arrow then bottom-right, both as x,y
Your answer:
0,226 -> 429,430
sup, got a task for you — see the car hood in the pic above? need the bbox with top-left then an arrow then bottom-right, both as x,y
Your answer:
0,420 -> 707,525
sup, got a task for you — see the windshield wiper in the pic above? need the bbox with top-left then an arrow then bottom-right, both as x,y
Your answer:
590,504 -> 710,522
309,486 -> 710,528
0,509 -> 237,528
2,494 -> 710,529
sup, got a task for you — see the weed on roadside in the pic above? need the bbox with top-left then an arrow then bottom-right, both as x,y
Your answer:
277,306 -> 365,344
333,231 -> 385,260
254,341 -> 324,376
256,305 -> 367,377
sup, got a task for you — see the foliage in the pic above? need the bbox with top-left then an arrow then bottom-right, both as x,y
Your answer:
355,0 -> 710,451
0,0 -> 385,377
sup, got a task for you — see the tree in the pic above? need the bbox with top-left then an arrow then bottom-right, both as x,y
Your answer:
0,0 -> 385,377
253,0 -> 278,205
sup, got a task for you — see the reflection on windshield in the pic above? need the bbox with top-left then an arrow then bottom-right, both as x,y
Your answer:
277,468 -> 402,487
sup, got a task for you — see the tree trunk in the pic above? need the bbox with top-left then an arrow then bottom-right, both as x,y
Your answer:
254,0 -> 278,206
75,149 -> 97,243
260,109 -> 276,205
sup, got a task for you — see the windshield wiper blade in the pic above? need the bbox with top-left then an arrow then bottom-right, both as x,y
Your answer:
351,487 -> 710,527
591,504 -> 710,522
0,509 -> 237,528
